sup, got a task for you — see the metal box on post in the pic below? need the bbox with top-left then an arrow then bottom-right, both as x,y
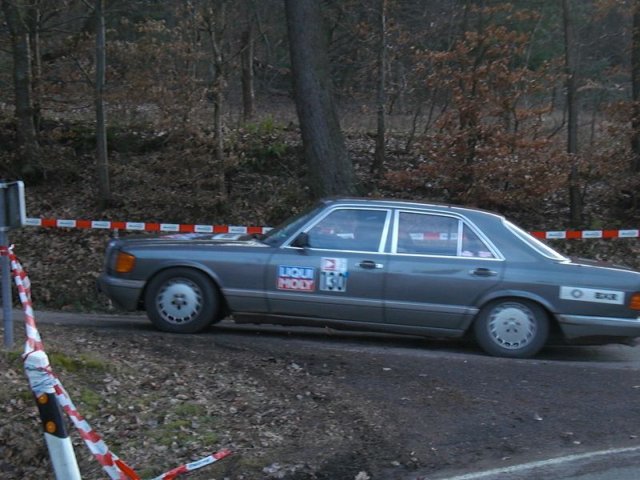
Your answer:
1,181 -> 26,229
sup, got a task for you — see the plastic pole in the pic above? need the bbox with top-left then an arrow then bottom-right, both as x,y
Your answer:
24,350 -> 82,480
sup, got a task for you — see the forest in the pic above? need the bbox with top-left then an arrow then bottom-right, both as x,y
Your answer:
4,4 -> 640,479
1,0 -> 640,309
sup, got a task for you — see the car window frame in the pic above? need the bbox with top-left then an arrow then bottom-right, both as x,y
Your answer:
261,203 -> 325,247
282,206 -> 393,253
390,209 -> 504,260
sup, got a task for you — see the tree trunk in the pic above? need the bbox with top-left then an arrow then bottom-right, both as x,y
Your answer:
285,0 -> 355,198
632,0 -> 640,172
562,0 -> 582,226
372,0 -> 387,176
2,0 -> 41,177
241,25 -> 255,122
204,2 -> 227,199
213,86 -> 224,177
27,1 -> 41,132
95,0 -> 111,208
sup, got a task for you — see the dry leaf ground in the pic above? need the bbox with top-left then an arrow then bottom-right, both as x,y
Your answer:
2,316 -> 640,480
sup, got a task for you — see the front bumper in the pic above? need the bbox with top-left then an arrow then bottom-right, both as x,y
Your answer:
558,314 -> 640,339
97,274 -> 145,311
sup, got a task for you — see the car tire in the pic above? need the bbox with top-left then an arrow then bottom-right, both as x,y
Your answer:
474,298 -> 549,358
144,268 -> 219,333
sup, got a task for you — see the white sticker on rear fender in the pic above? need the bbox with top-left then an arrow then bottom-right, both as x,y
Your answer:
560,286 -> 624,305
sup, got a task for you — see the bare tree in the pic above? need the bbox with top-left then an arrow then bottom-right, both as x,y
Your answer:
2,0 -> 41,177
632,0 -> 640,173
95,0 -> 111,207
372,0 -> 387,176
241,0 -> 256,122
203,1 -> 228,199
562,0 -> 582,226
26,0 -> 41,131
284,0 -> 355,198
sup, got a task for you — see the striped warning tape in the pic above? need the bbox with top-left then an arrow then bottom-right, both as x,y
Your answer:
24,217 -> 640,239
25,217 -> 269,235
531,229 -> 640,240
149,450 -> 232,480
3,246 -> 231,479
6,246 -> 136,479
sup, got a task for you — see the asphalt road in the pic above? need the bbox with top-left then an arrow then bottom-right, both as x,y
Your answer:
16,308 -> 640,366
3,308 -> 640,479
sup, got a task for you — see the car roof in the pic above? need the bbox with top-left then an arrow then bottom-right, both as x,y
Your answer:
321,197 -> 505,220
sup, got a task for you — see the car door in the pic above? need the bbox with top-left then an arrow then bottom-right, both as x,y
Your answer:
266,207 -> 391,324
384,210 -> 504,332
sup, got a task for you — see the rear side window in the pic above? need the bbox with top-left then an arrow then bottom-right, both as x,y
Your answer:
461,224 -> 495,258
395,212 -> 495,259
396,212 -> 459,256
504,220 -> 567,260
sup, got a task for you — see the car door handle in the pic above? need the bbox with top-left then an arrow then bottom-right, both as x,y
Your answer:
470,267 -> 497,277
359,260 -> 384,270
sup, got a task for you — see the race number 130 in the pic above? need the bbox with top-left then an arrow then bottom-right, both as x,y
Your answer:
320,271 -> 347,292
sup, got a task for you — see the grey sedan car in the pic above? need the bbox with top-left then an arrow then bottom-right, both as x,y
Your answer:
98,198 -> 640,358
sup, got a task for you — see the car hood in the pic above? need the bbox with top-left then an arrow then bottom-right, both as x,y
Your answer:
113,233 -> 268,248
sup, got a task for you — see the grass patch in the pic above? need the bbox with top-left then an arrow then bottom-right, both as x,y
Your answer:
174,402 -> 204,416
152,402 -> 221,447
79,387 -> 103,413
48,351 -> 108,372
4,350 -> 23,364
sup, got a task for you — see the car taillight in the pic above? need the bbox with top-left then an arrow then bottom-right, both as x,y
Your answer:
630,293 -> 640,311
114,252 -> 136,273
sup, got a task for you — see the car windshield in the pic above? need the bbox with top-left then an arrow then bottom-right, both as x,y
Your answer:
261,203 -> 325,247
504,220 -> 568,261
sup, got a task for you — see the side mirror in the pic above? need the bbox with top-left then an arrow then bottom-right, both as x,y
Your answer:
291,232 -> 310,248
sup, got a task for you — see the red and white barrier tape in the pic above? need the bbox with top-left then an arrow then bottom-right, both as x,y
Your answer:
24,217 -> 640,240
530,229 -> 640,240
25,217 -> 269,235
149,450 -> 232,480
7,245 -> 138,479
4,245 -> 231,479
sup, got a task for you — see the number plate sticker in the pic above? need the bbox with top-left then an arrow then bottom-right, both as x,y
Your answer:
320,258 -> 348,292
559,286 -> 624,305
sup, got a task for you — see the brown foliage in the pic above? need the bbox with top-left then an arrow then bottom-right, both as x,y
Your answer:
384,11 -> 568,213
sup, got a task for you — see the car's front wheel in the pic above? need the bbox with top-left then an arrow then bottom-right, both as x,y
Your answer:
144,268 -> 219,333
474,298 -> 549,358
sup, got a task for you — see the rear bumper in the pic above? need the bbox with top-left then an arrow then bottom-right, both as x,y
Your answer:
558,314 -> 640,339
97,274 -> 145,311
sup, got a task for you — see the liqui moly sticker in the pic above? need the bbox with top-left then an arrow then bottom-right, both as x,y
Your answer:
320,257 -> 348,292
559,286 -> 625,305
277,266 -> 315,291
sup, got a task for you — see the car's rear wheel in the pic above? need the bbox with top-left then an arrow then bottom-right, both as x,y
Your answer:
474,298 -> 549,358
144,268 -> 218,333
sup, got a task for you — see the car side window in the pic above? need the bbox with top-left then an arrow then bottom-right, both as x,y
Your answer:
461,224 -> 495,258
397,212 -> 459,255
307,209 -> 387,252
396,212 -> 495,258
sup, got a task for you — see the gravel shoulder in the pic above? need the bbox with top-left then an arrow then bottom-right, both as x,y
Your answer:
2,314 -> 640,480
